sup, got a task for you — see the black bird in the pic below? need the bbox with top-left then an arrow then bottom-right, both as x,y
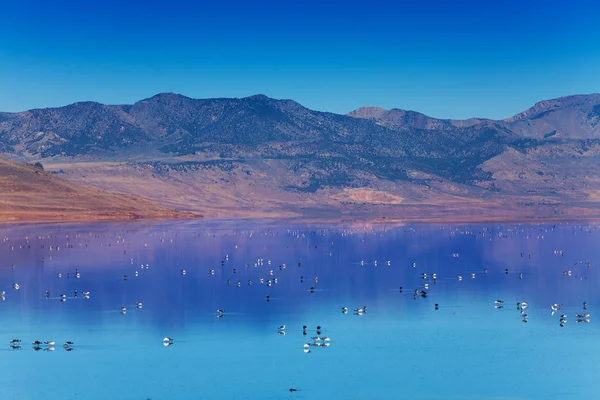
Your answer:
289,388 -> 299,392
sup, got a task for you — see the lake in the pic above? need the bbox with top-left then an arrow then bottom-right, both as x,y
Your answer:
0,220 -> 599,400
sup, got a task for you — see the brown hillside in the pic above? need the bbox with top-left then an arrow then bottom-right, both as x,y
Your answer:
0,156 -> 196,223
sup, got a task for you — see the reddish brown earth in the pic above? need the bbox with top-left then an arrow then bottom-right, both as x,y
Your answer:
0,156 -> 197,223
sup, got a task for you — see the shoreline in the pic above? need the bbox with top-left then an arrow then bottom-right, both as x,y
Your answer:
1,211 -> 599,226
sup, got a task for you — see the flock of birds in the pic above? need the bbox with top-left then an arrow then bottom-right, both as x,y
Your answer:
9,339 -> 74,351
0,222 -> 598,399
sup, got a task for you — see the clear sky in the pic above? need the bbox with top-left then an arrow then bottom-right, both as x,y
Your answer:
1,0 -> 599,119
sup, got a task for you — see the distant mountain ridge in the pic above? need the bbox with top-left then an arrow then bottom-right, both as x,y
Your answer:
348,93 -> 600,139
1,92 -> 600,221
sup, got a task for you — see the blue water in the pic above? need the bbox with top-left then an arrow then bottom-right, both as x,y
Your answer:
1,221 -> 599,400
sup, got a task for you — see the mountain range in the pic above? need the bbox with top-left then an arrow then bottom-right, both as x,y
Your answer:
1,93 -> 600,222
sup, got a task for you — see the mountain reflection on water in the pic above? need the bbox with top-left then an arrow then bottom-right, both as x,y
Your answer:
1,220 -> 599,400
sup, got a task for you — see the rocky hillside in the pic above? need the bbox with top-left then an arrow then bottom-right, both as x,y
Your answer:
0,156 -> 193,223
0,93 -> 599,221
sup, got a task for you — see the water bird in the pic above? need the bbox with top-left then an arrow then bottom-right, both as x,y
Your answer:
470,273 -> 475,279
32,341 -> 42,345
163,337 -> 173,343
136,302 -> 143,309
12,283 -> 19,290
583,302 -> 588,310
576,313 -> 590,319
289,388 -> 299,392
277,325 -> 285,331
495,300 -> 504,304
119,306 -> 127,314
180,269 -> 186,275
10,339 -> 21,344
64,341 -> 74,347
341,306 -> 348,313
209,269 -> 215,275
457,276 -> 463,281
44,341 -> 55,346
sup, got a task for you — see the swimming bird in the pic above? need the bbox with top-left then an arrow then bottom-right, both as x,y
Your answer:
44,341 -> 55,346
341,306 -> 348,313
64,341 -> 74,347
10,339 -> 21,344
32,340 -> 42,345
277,325 -> 285,331
163,337 -> 173,343
12,283 -> 19,290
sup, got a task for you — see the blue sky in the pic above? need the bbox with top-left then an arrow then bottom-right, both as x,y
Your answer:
0,0 -> 599,119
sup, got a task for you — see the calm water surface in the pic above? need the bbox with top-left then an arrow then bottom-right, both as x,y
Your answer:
1,221 -> 599,400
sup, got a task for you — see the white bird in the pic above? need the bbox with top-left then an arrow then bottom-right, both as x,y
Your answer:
277,325 -> 285,331
163,337 -> 173,343
44,341 -> 55,346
